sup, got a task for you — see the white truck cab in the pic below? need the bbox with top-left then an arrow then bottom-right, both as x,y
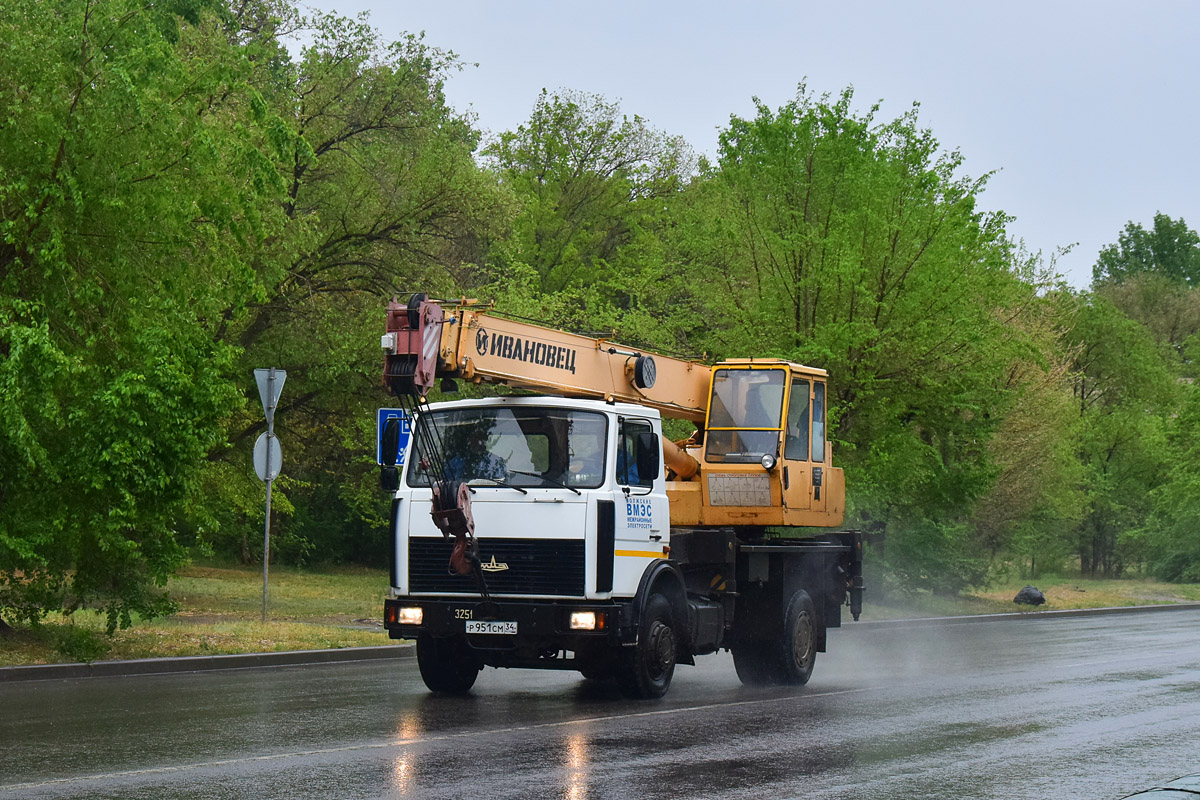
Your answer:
388,396 -> 670,604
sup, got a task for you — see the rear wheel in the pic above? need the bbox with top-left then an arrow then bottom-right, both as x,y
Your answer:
616,593 -> 676,699
732,589 -> 817,687
416,634 -> 481,694
778,589 -> 817,685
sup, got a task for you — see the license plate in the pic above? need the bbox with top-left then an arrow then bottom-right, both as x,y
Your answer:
465,620 -> 517,635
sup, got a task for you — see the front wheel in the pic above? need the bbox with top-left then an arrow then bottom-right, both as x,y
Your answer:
616,593 -> 677,699
416,634 -> 481,694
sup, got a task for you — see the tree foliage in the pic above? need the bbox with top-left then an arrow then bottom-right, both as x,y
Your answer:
1097,269 -> 1200,378
484,89 -> 693,295
1093,212 -> 1200,288
194,10 -> 507,566
1146,382 -> 1200,582
1072,217 -> 1199,578
648,88 -> 1048,589
971,292 -> 1083,574
0,0 -> 288,630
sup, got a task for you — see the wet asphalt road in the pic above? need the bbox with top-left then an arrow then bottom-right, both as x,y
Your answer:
2,608 -> 1199,800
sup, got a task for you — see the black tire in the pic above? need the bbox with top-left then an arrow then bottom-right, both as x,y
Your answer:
416,634 -> 480,694
778,589 -> 817,685
731,589 -> 817,687
615,593 -> 677,699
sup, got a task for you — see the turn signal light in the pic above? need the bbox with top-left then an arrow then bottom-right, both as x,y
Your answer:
398,606 -> 423,626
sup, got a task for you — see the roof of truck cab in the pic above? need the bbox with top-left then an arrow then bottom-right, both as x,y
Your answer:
421,395 -> 662,418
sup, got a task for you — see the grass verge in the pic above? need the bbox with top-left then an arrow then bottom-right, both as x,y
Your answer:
869,577 -> 1200,620
0,562 -> 391,668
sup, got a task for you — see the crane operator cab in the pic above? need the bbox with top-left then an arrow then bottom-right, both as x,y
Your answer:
669,360 -> 844,529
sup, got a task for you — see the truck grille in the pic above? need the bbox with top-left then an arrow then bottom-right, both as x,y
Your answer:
408,538 -> 586,597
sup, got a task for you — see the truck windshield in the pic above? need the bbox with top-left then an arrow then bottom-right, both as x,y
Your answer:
406,407 -> 608,490
705,368 -> 786,463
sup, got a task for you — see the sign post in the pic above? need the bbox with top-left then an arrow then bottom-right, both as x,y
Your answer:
254,368 -> 286,623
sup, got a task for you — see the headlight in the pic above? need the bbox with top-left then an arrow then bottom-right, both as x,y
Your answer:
569,611 -> 597,631
398,606 -> 423,626
761,453 -> 777,470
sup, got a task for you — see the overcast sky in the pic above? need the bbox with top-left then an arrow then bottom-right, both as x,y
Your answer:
303,0 -> 1199,289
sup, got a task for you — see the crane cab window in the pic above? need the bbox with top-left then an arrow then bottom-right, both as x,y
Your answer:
785,378 -> 810,461
811,381 -> 826,463
705,368 -> 786,463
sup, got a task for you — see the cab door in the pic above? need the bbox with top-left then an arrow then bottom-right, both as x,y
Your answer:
809,381 -> 829,514
614,416 -> 669,555
781,376 -> 812,514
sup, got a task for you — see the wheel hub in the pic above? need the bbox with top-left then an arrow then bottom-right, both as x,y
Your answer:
792,611 -> 813,666
647,620 -> 676,678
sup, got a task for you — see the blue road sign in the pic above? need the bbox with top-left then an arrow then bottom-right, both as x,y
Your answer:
376,408 -> 411,466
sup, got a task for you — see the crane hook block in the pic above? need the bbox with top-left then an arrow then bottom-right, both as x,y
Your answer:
383,296 -> 444,398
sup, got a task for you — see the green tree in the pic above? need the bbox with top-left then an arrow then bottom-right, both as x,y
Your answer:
484,90 -> 693,296
1093,213 -> 1200,288
0,0 -> 290,630
195,10 -> 507,565
654,86 -> 1041,590
1065,293 -> 1176,576
971,291 -> 1084,576
1098,273 -> 1200,374
1079,215 -> 1200,581
1146,380 -> 1200,581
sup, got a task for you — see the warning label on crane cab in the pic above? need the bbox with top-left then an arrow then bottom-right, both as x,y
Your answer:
475,328 -> 577,375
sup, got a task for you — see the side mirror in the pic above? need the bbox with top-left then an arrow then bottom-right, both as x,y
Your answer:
381,417 -> 401,467
380,465 -> 400,492
635,432 -> 660,482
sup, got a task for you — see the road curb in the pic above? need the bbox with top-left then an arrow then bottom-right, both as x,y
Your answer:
0,643 -> 415,684
851,602 -> 1200,630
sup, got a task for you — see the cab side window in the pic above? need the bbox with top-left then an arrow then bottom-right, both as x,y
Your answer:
785,378 -> 810,461
618,419 -> 654,488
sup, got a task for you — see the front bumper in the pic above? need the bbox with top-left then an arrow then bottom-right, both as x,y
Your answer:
384,597 -> 634,649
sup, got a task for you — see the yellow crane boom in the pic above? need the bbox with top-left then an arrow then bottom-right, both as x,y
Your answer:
382,295 -> 711,422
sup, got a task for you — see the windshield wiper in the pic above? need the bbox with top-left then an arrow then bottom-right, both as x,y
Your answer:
507,470 -> 582,495
467,478 -> 528,494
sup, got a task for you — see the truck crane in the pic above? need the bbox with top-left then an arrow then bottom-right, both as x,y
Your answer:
378,293 -> 865,698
